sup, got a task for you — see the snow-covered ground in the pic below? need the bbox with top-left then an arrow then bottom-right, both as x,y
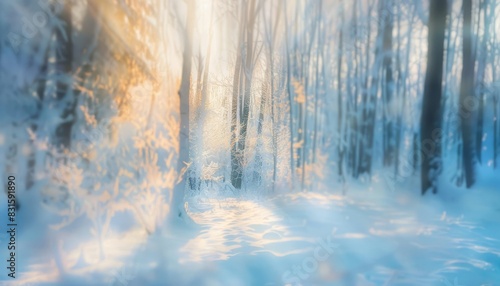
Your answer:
2,169 -> 499,286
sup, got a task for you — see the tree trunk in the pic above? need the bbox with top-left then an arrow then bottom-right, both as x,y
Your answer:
54,2 -> 75,150
393,2 -> 403,177
312,0 -> 323,167
348,0 -> 359,178
236,0 -> 257,190
26,42 -> 50,190
230,0 -> 250,190
262,1 -> 282,191
382,0 -> 395,167
475,0 -> 491,164
494,95 -> 498,169
357,3 -> 374,176
170,0 -> 195,224
336,2 -> 345,182
459,0 -> 476,188
420,0 -> 448,195
362,0 -> 384,176
300,0 -> 320,189
284,0 -> 295,188
493,17 -> 498,169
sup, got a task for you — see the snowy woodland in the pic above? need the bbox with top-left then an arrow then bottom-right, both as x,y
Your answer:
0,0 -> 499,285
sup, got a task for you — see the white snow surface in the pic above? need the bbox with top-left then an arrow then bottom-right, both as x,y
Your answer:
1,168 -> 499,286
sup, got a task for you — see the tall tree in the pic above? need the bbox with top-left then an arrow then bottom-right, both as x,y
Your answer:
476,0 -> 495,163
336,0 -> 345,182
311,0 -> 323,167
231,0 -> 259,190
359,0 -> 383,176
347,0 -> 359,177
382,0 -> 396,167
170,0 -> 195,223
420,0 -> 448,195
493,6 -> 499,169
54,1 -> 75,150
258,1 -> 282,190
283,0 -> 296,188
459,0 -> 476,188
230,1 -> 247,190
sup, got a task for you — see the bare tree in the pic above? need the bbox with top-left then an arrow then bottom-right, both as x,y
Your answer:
382,0 -> 395,167
230,0 -> 259,190
170,0 -> 195,223
54,2 -> 75,150
420,0 -> 448,195
459,0 -> 476,188
336,0 -> 345,181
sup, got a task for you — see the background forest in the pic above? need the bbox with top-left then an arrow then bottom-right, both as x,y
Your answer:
0,0 -> 499,285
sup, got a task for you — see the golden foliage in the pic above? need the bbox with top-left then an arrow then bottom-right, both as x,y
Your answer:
291,78 -> 306,104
